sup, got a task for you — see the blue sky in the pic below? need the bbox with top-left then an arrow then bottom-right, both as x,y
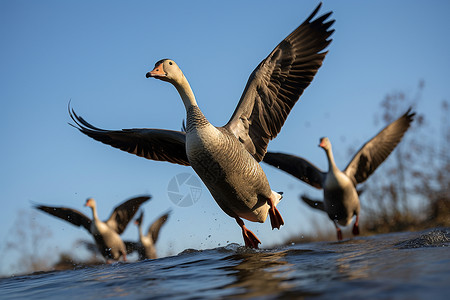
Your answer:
1,0 -> 449,275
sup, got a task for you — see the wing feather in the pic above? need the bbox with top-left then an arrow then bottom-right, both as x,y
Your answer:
35,205 -> 92,232
263,151 -> 325,189
106,196 -> 151,234
300,195 -> 326,212
69,107 -> 190,166
225,3 -> 334,161
344,109 -> 415,185
147,211 -> 171,243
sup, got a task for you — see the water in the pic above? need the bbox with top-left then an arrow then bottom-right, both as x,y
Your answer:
1,228 -> 449,299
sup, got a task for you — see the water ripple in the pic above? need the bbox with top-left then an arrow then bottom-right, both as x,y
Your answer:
1,228 -> 449,299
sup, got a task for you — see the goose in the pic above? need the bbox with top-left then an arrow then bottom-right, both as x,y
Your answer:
125,211 -> 171,260
69,3 -> 334,248
263,109 -> 415,240
34,195 -> 150,261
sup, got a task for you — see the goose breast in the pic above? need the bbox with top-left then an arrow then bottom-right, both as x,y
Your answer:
187,127 -> 272,223
91,221 -> 125,260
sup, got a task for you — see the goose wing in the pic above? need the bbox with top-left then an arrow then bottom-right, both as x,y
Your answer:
300,195 -> 325,212
35,204 -> 92,232
69,107 -> 190,166
76,239 -> 99,253
124,241 -> 145,255
344,109 -> 415,185
106,196 -> 151,234
224,3 -> 334,162
263,152 -> 325,189
147,211 -> 171,243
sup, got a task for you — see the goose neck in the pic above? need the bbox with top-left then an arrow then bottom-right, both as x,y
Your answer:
138,224 -> 144,240
324,147 -> 339,173
186,105 -> 210,132
90,205 -> 100,222
174,75 -> 197,110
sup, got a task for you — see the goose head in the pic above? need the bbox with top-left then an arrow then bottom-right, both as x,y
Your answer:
319,137 -> 332,151
145,58 -> 197,109
84,198 -> 97,209
146,59 -> 184,85
134,211 -> 143,226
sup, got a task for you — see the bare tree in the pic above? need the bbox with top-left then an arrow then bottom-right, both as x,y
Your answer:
359,81 -> 450,233
418,100 -> 450,226
1,209 -> 53,275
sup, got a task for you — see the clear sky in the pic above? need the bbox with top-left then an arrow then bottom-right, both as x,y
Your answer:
1,0 -> 449,275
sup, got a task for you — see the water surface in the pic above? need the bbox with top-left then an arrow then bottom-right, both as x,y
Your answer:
1,228 -> 449,299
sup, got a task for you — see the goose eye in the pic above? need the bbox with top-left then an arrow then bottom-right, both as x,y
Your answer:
169,61 -> 173,65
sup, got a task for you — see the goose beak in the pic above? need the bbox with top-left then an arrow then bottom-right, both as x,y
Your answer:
85,198 -> 93,207
146,64 -> 166,78
318,137 -> 327,148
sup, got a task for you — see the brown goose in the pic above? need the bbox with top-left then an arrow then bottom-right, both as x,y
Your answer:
263,109 -> 415,240
34,195 -> 150,261
69,4 -> 334,248
125,211 -> 171,260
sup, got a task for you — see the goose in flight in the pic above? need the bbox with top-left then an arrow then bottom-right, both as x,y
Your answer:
263,109 -> 415,240
69,3 -> 334,248
125,211 -> 171,260
34,195 -> 150,261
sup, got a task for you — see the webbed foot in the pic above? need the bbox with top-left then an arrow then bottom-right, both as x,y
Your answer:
268,196 -> 284,230
236,217 -> 261,249
352,215 -> 360,236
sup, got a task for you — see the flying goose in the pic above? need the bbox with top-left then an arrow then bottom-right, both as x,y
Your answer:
263,109 -> 415,240
69,3 -> 334,248
34,195 -> 150,261
125,211 -> 171,260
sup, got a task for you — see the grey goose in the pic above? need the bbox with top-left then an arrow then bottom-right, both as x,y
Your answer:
125,211 -> 171,260
34,196 -> 150,261
263,109 -> 415,240
69,4 -> 334,248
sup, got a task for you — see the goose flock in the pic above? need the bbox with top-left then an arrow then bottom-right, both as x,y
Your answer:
35,196 -> 171,262
34,3 -> 415,261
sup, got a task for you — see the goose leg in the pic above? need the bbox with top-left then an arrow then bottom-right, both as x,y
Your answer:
352,215 -> 360,236
334,222 -> 343,241
235,217 -> 261,249
268,197 -> 284,230
122,251 -> 128,262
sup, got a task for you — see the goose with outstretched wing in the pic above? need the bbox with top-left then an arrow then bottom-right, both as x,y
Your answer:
70,3 -> 334,248
34,195 -> 150,261
125,211 -> 171,260
264,109 -> 415,240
